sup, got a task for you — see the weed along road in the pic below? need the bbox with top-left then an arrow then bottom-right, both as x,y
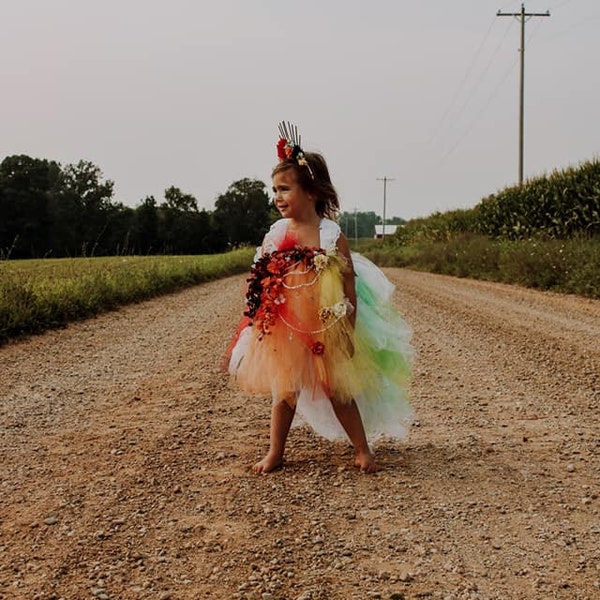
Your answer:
1,269 -> 599,600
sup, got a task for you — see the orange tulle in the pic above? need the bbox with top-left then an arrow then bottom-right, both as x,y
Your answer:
232,251 -> 360,401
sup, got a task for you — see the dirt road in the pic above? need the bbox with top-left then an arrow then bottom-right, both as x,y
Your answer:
1,269 -> 598,600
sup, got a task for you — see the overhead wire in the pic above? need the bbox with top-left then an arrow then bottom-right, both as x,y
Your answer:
526,15 -> 544,46
438,0 -> 572,166
426,17 -> 516,167
437,18 -> 515,144
431,1 -> 558,170
535,11 -> 600,43
547,0 -> 574,10
436,54 -> 520,168
419,2 -> 565,179
425,17 -> 496,147
527,0 -> 599,44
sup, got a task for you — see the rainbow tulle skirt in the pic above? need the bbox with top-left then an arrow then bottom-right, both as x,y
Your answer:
229,251 -> 413,442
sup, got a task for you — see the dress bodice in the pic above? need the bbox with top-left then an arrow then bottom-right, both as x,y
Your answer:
257,218 -> 341,261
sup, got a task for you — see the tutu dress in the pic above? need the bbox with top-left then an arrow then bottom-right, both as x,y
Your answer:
228,218 -> 413,442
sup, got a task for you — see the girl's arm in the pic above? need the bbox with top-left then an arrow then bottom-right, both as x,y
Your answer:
336,233 -> 357,328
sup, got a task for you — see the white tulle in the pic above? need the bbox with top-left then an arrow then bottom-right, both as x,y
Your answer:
292,251 -> 414,442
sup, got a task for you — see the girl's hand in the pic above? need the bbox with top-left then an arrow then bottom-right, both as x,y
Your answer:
336,234 -> 357,328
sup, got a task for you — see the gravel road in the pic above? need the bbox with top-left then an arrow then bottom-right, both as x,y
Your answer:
1,269 -> 598,600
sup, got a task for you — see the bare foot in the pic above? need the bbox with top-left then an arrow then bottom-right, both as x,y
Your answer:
252,452 -> 283,474
354,450 -> 379,474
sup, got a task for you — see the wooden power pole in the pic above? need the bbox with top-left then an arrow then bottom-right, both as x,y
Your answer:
497,3 -> 550,185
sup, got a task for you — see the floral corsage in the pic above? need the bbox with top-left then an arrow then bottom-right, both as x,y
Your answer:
244,246 -> 328,340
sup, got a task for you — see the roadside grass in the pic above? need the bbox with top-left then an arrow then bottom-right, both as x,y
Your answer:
361,235 -> 600,299
3,235 -> 598,345
0,249 -> 254,344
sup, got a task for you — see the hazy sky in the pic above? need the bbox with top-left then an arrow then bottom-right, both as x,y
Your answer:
2,0 -> 598,220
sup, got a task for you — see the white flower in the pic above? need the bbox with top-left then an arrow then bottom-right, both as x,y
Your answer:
331,301 -> 347,318
313,253 -> 329,273
318,300 -> 347,324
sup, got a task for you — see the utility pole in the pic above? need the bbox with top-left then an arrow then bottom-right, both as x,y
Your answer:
497,3 -> 550,185
353,207 -> 358,243
376,177 -> 395,240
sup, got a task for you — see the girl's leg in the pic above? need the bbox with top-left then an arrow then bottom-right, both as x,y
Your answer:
331,399 -> 379,473
253,395 -> 297,474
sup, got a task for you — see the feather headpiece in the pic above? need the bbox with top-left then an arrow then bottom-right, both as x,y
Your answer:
276,121 -> 314,179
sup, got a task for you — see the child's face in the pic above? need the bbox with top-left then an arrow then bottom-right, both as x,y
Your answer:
272,168 -> 315,220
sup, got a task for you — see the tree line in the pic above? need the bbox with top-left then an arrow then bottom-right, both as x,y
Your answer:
0,154 -> 397,259
0,155 -> 274,259
339,211 -> 406,240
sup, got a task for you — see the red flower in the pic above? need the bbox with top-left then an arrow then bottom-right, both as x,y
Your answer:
311,341 -> 325,355
277,138 -> 287,161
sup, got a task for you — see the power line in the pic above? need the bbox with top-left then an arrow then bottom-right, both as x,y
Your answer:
536,11 -> 600,43
441,19 -> 515,144
548,0 -> 573,10
526,16 -> 545,46
426,19 -> 515,167
497,3 -> 551,185
437,54 -> 519,168
426,18 -> 496,147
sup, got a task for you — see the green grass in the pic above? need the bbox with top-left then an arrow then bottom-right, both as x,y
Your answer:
361,235 -> 600,299
3,235 -> 597,345
0,249 -> 254,344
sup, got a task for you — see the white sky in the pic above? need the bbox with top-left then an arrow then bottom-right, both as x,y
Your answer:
1,0 -> 598,220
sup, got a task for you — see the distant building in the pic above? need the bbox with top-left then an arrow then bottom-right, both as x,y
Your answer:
374,224 -> 399,239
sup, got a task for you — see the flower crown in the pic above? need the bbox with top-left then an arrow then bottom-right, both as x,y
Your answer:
276,121 -> 315,179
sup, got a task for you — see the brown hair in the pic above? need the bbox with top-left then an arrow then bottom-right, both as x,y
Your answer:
272,152 -> 340,220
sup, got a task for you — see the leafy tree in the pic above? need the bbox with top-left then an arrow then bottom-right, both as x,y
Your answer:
135,196 -> 160,254
388,216 -> 407,225
339,211 -> 407,239
213,178 -> 271,247
102,203 -> 136,255
60,160 -> 116,255
163,186 -> 198,212
61,160 -> 114,211
158,187 -> 203,254
0,155 -> 61,258
0,156 -> 269,257
339,211 -> 383,239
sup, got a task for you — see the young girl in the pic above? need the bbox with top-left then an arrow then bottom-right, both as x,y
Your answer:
228,122 -> 413,474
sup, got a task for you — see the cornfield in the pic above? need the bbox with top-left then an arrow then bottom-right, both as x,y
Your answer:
397,158 -> 600,242
477,159 -> 600,239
